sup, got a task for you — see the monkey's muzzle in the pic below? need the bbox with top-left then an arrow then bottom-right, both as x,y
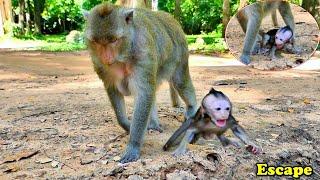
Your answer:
215,119 -> 227,128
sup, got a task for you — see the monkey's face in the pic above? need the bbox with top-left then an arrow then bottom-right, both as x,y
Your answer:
275,28 -> 293,49
84,3 -> 133,65
202,95 -> 231,128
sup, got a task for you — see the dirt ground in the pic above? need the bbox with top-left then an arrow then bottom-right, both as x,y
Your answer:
226,4 -> 319,70
0,51 -> 320,179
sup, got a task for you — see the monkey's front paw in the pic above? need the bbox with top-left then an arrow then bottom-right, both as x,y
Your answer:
120,147 -> 140,163
246,144 -> 262,155
240,55 -> 251,65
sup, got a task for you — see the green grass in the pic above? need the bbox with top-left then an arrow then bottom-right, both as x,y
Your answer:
4,34 -> 228,53
38,42 -> 86,51
188,37 -> 227,54
14,34 -> 67,42
1,34 -> 87,52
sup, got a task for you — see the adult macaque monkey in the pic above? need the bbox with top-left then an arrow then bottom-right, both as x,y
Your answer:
163,88 -> 261,156
237,0 -> 296,64
84,3 -> 197,163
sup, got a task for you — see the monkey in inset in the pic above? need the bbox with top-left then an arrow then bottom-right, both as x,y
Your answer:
257,25 -> 294,59
84,3 -> 197,163
163,88 -> 261,156
237,0 -> 296,64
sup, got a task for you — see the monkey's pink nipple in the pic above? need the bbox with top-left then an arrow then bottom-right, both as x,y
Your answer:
216,119 -> 226,127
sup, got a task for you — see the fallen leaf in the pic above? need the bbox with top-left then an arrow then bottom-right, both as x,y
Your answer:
303,98 -> 311,104
288,108 -> 294,113
3,165 -> 20,173
0,150 -> 39,165
101,160 -> 108,165
51,161 -> 59,168
113,156 -> 121,161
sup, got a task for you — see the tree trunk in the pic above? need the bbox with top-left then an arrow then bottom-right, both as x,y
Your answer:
222,0 -> 230,37
0,9 -> 3,36
1,0 -> 13,22
238,0 -> 247,11
0,0 -> 13,35
33,0 -> 45,34
174,0 -> 181,21
302,0 -> 320,26
151,0 -> 158,11
19,0 -> 26,34
25,0 -> 32,33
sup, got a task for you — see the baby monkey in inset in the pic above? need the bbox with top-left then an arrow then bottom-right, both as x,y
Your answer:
163,88 -> 261,156
257,26 -> 294,60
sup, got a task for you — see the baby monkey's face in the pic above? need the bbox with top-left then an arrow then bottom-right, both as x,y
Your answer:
275,28 -> 293,49
202,95 -> 231,128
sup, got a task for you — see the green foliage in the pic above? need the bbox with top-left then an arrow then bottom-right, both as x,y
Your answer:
188,38 -> 227,53
180,0 -> 223,34
11,34 -> 86,51
39,42 -> 86,51
42,0 -> 83,33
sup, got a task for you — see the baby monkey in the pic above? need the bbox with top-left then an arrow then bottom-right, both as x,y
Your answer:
257,26 -> 294,59
163,88 -> 261,156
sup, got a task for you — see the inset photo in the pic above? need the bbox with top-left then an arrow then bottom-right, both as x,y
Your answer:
226,1 -> 319,70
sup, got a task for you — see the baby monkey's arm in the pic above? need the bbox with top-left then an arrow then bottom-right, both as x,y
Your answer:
230,115 -> 261,154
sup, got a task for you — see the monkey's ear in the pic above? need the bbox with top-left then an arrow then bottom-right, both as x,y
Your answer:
209,88 -> 217,94
82,10 -> 90,20
125,9 -> 134,24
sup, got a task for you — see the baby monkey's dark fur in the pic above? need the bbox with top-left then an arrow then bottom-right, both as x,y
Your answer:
163,88 -> 261,155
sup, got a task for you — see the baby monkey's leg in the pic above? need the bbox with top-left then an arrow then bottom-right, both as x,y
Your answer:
269,46 -> 277,60
173,128 -> 197,156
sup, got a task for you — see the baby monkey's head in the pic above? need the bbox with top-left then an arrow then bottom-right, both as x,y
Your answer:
275,26 -> 293,49
201,88 -> 232,128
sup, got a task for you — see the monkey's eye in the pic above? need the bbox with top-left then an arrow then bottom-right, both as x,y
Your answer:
216,108 -> 221,111
226,107 -> 230,111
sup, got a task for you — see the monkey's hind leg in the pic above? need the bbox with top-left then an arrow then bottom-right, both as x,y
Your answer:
269,46 -> 277,60
171,58 -> 197,118
106,86 -> 131,132
169,82 -> 181,108
148,103 -> 163,132
173,128 -> 196,156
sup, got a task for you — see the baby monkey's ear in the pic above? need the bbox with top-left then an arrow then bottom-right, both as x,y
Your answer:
209,88 -> 217,94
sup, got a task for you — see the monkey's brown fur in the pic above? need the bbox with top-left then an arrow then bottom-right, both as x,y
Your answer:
84,3 -> 197,163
